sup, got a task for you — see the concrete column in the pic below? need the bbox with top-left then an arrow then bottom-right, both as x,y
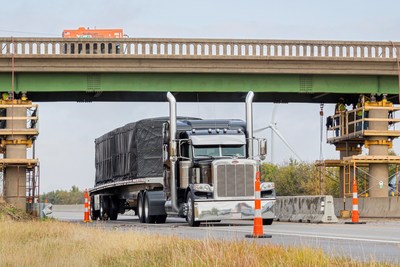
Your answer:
368,108 -> 388,197
4,106 -> 27,210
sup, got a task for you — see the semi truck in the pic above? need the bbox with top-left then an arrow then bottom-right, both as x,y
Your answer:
62,27 -> 124,54
62,27 -> 124,38
89,92 -> 276,226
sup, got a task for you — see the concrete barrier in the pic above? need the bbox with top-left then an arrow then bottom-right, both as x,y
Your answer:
334,197 -> 400,218
52,204 -> 84,212
274,195 -> 338,223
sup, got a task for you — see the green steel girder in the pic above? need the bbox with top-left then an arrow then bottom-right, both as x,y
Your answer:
0,73 -> 397,102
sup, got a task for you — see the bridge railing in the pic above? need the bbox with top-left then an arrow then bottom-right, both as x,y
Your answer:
0,38 -> 399,59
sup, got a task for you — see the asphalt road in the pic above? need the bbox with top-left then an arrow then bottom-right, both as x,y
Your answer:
50,207 -> 400,264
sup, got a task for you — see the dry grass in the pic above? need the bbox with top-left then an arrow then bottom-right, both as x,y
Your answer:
0,202 -> 34,221
0,220 -> 394,267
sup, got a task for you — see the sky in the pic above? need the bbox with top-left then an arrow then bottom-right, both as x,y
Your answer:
1,0 -> 400,193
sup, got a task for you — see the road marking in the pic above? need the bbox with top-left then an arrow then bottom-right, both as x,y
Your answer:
201,226 -> 400,244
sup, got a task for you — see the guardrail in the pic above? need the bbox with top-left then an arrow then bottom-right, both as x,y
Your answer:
1,38 -> 399,59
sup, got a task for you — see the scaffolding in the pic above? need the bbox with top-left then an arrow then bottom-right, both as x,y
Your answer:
318,98 -> 400,199
0,97 -> 40,212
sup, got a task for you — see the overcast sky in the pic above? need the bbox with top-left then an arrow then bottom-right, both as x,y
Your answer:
1,0 -> 400,193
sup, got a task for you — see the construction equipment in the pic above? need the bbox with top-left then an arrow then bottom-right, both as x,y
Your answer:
62,27 -> 124,54
321,95 -> 400,198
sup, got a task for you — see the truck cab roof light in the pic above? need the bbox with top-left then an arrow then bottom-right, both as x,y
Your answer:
192,129 -> 196,134
223,128 -> 227,133
208,128 -> 212,133
216,128 -> 220,133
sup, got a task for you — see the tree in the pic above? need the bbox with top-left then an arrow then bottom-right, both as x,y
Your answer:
261,159 -> 316,196
261,159 -> 339,197
40,186 -> 84,204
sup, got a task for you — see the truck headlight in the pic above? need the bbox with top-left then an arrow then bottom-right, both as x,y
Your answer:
193,184 -> 213,192
260,182 -> 275,191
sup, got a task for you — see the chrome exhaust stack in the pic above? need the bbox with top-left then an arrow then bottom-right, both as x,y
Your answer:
166,92 -> 179,212
245,91 -> 254,158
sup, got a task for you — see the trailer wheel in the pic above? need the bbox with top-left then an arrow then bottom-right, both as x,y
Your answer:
137,192 -> 145,223
263,219 -> 273,225
100,196 -> 110,221
186,191 -> 200,227
109,197 -> 119,221
144,193 -> 156,223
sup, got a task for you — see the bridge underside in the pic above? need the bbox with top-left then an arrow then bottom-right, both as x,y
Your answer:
0,72 -> 398,103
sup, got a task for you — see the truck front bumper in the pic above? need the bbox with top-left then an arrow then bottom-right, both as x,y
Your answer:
193,199 -> 275,221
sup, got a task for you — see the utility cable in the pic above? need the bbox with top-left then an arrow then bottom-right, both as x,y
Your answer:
319,103 -> 324,160
0,29 -> 59,36
11,36 -> 15,137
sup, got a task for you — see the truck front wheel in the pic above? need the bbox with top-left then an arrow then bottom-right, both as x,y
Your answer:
186,191 -> 200,227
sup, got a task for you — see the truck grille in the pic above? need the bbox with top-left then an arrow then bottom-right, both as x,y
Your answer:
214,161 -> 255,198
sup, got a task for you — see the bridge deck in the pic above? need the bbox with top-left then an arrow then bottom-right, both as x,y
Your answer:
0,38 -> 399,102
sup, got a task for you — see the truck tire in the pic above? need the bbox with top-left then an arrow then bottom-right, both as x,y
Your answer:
137,192 -> 145,223
186,191 -> 200,227
144,193 -> 156,223
263,219 -> 273,225
100,196 -> 110,221
109,196 -> 119,221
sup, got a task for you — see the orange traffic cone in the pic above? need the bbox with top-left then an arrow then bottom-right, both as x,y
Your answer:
246,171 -> 272,238
83,189 -> 92,223
345,179 -> 366,225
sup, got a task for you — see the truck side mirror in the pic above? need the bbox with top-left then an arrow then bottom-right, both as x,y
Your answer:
259,139 -> 267,160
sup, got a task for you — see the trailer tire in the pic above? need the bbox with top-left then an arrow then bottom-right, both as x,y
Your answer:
109,197 -> 119,221
263,219 -> 273,225
137,192 -> 145,223
186,191 -> 200,227
100,196 -> 110,221
144,193 -> 156,223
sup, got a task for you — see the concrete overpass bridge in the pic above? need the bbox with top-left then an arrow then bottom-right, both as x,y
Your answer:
1,37 -> 400,212
0,37 -> 399,103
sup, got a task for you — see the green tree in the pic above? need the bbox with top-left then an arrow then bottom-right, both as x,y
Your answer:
40,186 -> 84,204
261,159 -> 339,196
261,159 -> 316,196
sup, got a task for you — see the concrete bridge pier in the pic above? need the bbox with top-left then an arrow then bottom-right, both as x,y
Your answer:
0,99 -> 39,211
4,106 -> 28,209
367,107 -> 389,197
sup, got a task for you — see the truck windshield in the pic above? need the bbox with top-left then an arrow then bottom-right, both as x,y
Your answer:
193,145 -> 245,158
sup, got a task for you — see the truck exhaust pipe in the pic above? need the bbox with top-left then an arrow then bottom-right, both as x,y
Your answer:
246,91 -> 254,158
166,92 -> 179,212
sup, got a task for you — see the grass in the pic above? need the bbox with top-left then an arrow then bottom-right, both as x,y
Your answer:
0,203 -> 394,267
0,219 -> 396,267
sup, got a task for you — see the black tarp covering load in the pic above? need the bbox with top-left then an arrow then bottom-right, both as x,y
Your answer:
95,118 -> 166,186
